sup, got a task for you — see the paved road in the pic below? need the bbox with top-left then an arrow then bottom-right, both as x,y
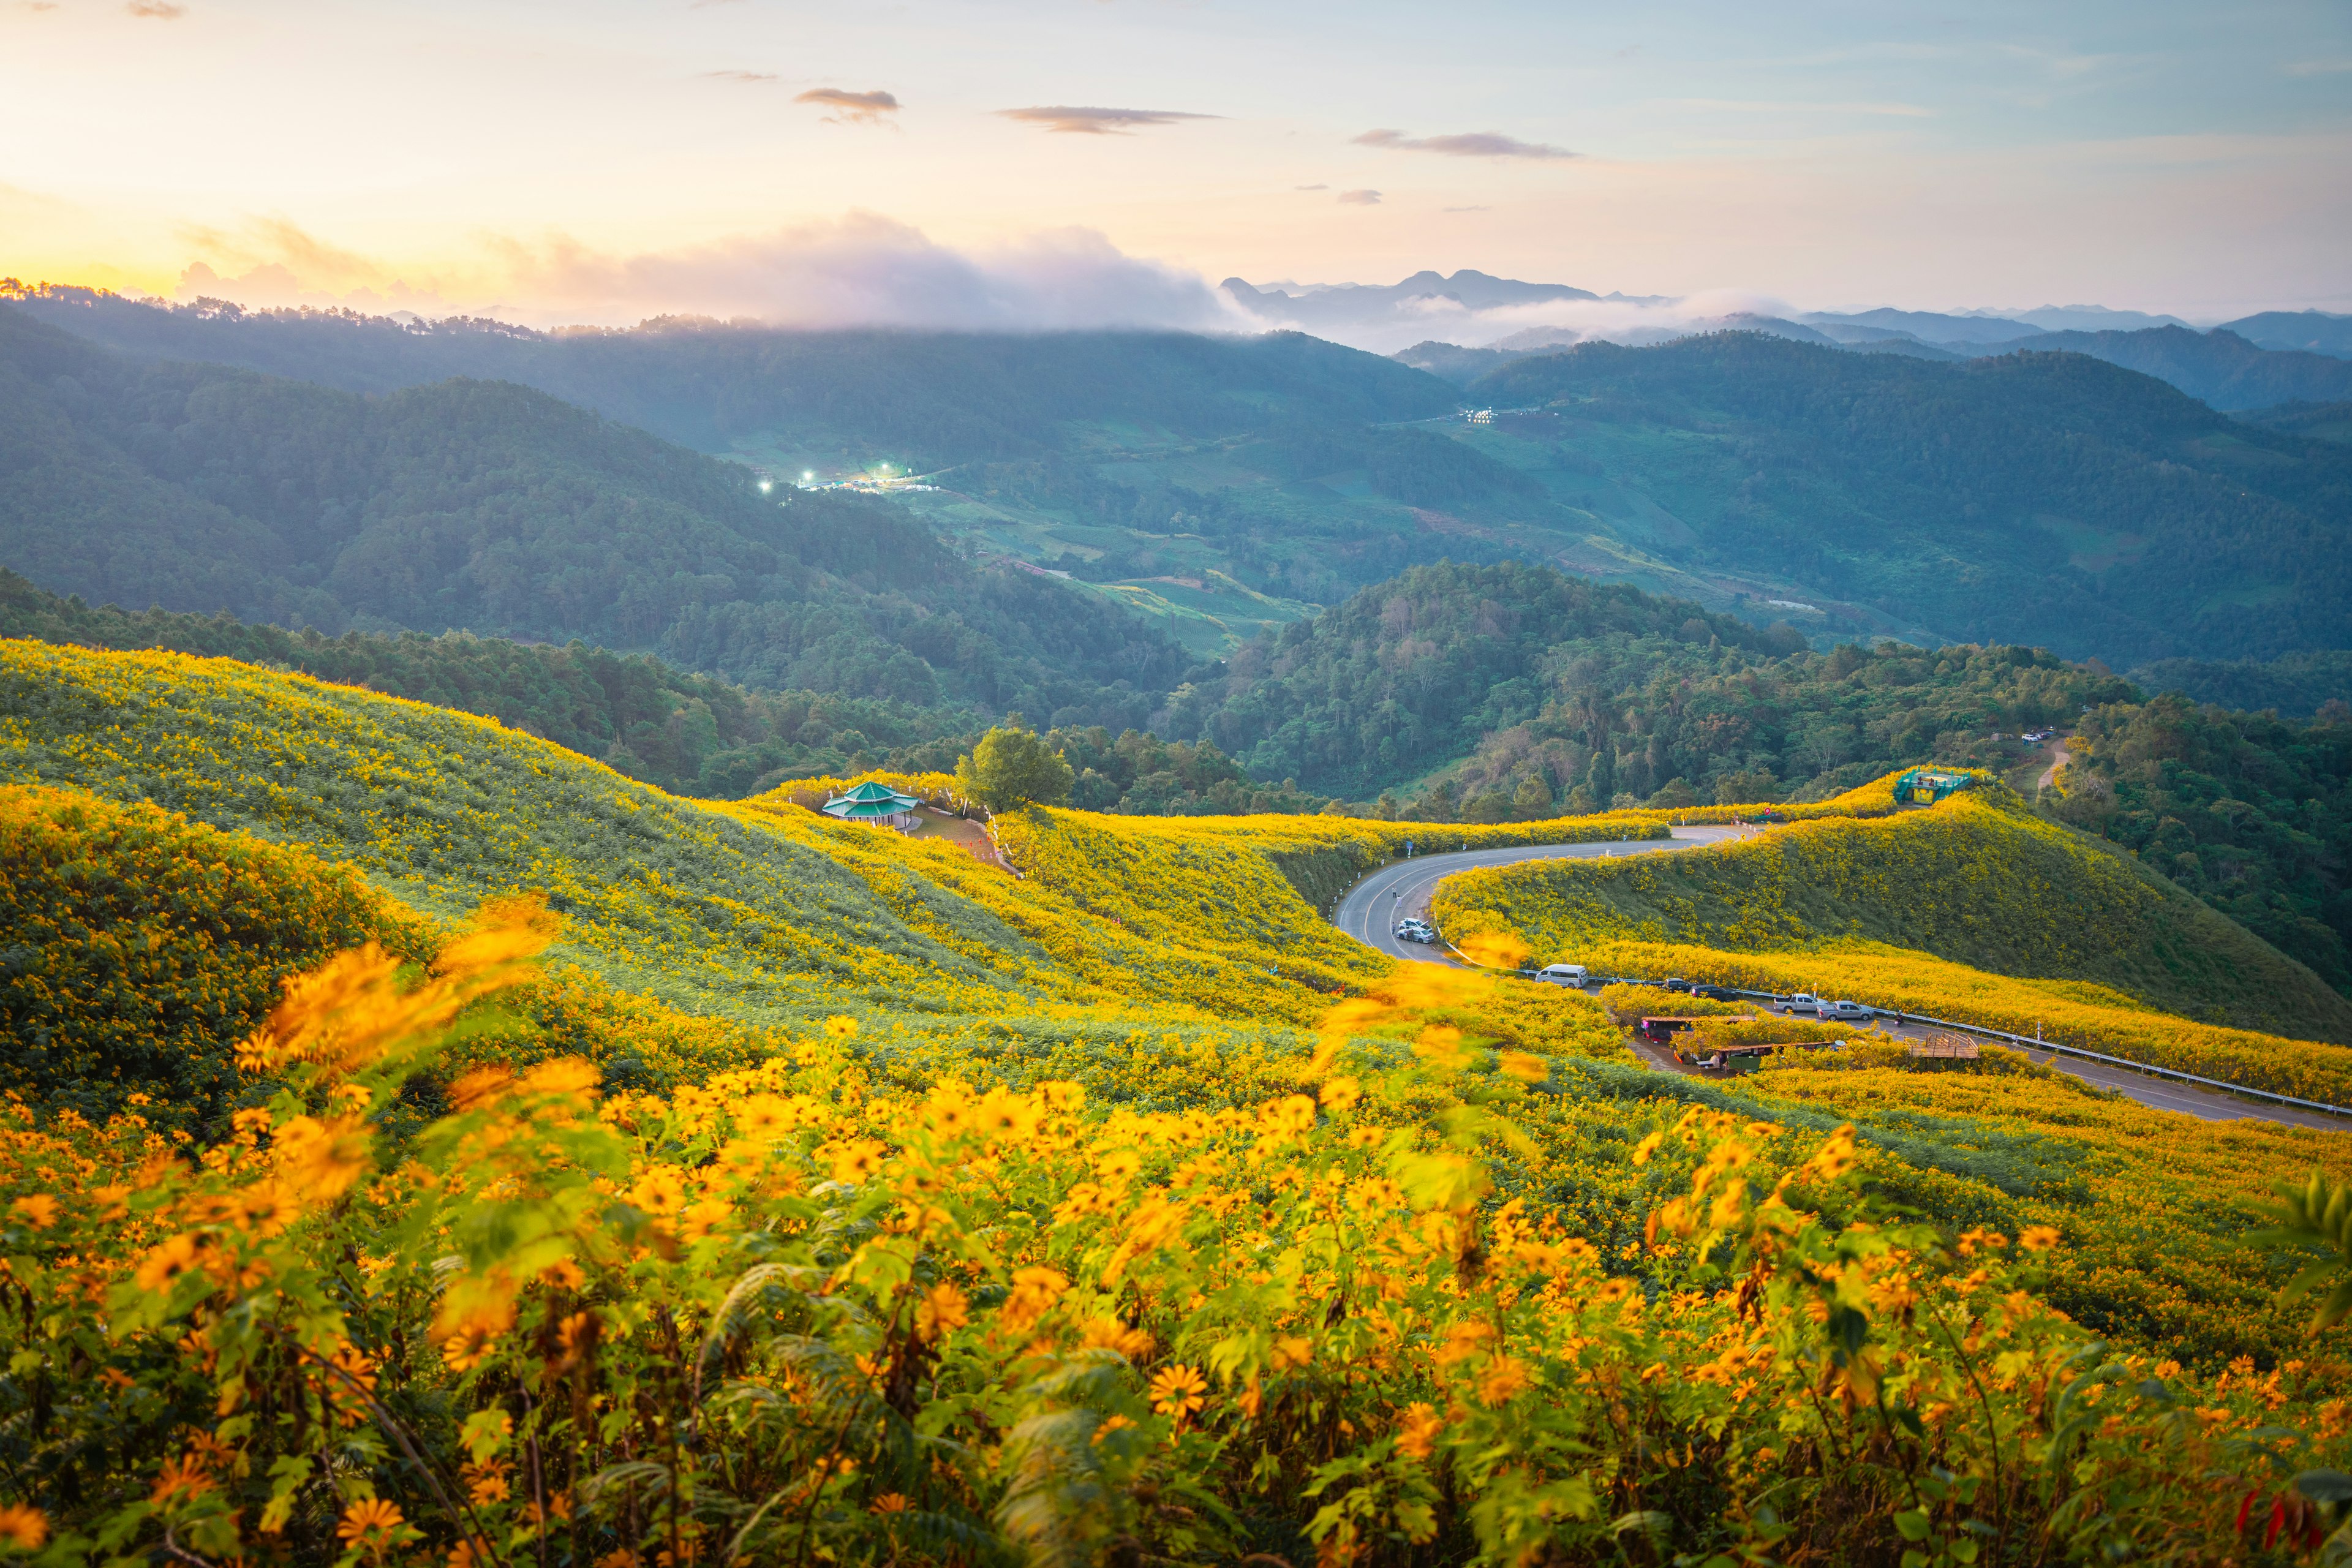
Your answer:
1328,826 -> 2345,1133
1332,826 -> 1755,963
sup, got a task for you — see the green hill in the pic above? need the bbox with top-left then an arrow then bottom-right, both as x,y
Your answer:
0,304 -> 1190,723
1464,333 -> 2352,662
1432,785 -> 2352,1044
2050,693 -> 2352,993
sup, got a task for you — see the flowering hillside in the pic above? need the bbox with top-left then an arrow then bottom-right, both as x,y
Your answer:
12,639 -> 2352,1562
1432,784 -> 2352,1046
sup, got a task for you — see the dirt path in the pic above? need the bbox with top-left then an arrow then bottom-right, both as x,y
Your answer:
2038,739 -> 2071,790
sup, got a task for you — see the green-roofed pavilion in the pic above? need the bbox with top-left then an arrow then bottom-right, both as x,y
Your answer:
823,780 -> 921,826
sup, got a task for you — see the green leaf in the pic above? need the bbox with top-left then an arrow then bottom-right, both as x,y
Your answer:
1894,1510 -> 1932,1542
2299,1470 -> 2352,1504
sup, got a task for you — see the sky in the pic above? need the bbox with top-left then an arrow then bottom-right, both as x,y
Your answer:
3,0 -> 2348,333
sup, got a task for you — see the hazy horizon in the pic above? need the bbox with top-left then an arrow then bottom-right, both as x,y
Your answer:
4,0 -> 2346,336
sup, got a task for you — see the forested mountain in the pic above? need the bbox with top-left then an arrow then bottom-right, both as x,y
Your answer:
2051,695 -> 2352,994
1164,560 -> 2137,806
21,285 -> 2351,671
1462,334 -> 2352,662
0,304 -> 1191,726
2123,650 -> 2352,717
1948,325 -> 2352,410
3,284 -> 1452,459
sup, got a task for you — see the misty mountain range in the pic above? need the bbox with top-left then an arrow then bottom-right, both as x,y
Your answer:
1218,269 -> 2352,410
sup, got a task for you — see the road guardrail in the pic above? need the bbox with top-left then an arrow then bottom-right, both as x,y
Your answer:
1453,960 -> 2352,1123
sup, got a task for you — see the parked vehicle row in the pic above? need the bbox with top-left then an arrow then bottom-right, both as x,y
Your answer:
1515,964 -> 1886,1023
1393,917 -> 1439,944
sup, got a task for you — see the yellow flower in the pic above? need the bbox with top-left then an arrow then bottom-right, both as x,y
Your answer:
134,1232 -> 205,1295
1497,1050 -> 1548,1082
1077,1316 -> 1155,1360
736,1094 -> 793,1136
1319,1076 -> 1361,1113
831,1140 -> 888,1185
916,1283 -> 970,1343
1478,1354 -> 1531,1408
872,1493 -> 912,1515
822,1015 -> 859,1038
1148,1363 -> 1209,1420
272,1114 -> 372,1202
679,1198 -> 731,1243
230,1180 -> 302,1237
0,1505 -> 47,1551
466,1463 -> 511,1505
150,1454 -> 215,1507
1394,1402 -> 1442,1461
1001,1266 -> 1069,1332
2018,1225 -> 2060,1253
8,1195 -> 57,1230
976,1091 -> 1038,1146
628,1168 -> 688,1214
337,1498 -> 405,1553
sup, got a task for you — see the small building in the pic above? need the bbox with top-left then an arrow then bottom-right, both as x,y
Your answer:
821,780 -> 921,829
1893,767 -> 1972,806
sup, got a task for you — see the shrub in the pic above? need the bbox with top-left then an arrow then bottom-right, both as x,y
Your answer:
0,783 -> 426,1128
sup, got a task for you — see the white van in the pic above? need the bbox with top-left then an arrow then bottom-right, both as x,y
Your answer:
1536,963 -> 1589,987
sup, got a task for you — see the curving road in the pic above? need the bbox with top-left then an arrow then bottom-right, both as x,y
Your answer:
1333,826 -> 1755,963
1328,825 -> 2345,1131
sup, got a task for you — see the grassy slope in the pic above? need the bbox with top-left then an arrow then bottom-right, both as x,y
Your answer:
10,638 -> 2352,1372
1438,787 -> 2352,1041
0,638 -> 1636,1056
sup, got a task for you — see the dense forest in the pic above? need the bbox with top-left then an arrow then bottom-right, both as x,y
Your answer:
1945,325 -> 2352,410
1465,333 -> 2352,661
1161,560 -> 2135,804
2051,694 -> 2352,994
2123,650 -> 2352,716
0,305 -> 1193,726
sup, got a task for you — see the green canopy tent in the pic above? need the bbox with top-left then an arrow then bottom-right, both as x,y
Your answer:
1892,767 -> 1972,807
822,780 -> 922,828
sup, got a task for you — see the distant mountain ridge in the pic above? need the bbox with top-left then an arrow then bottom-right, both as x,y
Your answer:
0,303 -> 1194,724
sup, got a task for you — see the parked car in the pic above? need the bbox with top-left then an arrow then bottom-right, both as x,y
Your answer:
1691,985 -> 1737,1002
1535,963 -> 1589,987
1664,976 -> 1692,993
1395,919 -> 1438,944
1782,992 -> 1821,1016
1824,1000 -> 1873,1022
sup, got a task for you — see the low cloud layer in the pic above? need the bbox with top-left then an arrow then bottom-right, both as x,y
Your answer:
796,88 -> 899,124
1336,189 -> 1382,205
170,213 -> 1247,334
997,106 -> 1216,135
1226,277 -> 1817,355
1354,128 -> 1577,159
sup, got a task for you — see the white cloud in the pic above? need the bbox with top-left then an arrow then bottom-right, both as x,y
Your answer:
171,212 -> 1250,333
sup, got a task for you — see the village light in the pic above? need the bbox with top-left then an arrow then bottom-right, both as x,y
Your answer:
759,480 -> 772,493
802,470 -> 815,483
